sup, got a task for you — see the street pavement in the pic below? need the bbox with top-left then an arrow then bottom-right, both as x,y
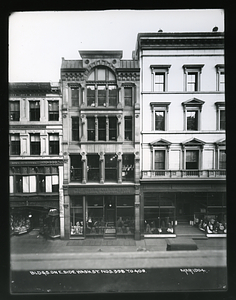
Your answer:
10,233 -> 228,294
10,232 -> 227,270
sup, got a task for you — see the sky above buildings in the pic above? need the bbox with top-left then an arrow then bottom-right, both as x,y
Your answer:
9,9 -> 224,82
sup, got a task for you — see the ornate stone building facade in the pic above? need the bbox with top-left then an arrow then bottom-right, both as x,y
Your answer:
9,82 -> 63,237
60,51 -> 141,239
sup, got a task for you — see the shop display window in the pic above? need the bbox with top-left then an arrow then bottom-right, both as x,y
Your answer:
144,197 -> 175,234
193,193 -> 226,235
11,213 -> 31,235
70,197 -> 84,236
116,196 -> 134,235
86,196 -> 105,235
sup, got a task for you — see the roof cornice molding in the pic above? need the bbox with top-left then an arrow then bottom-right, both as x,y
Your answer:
137,32 -> 224,50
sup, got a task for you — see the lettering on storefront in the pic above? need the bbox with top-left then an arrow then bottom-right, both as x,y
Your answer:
68,187 -> 135,195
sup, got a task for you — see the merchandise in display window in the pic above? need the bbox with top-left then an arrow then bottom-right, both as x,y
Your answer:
10,213 -> 31,235
70,197 -> 84,237
194,214 -> 227,234
144,196 -> 175,234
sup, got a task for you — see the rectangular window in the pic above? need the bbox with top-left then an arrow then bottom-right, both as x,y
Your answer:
105,154 -> 117,182
98,85 -> 106,107
70,196 -> 84,237
154,73 -> 165,92
87,86 -> 95,106
124,87 -> 132,106
109,117 -> 117,141
38,175 -> 45,193
98,117 -> 106,141
72,117 -> 79,141
70,155 -> 82,182
187,111 -> 198,130
48,101 -> 59,121
29,101 -> 40,121
108,85 -> 117,106
124,116 -> 132,141
122,154 -> 134,182
51,175 -> 59,192
87,117 -> 95,141
219,150 -> 226,169
155,111 -> 165,130
87,154 -> 100,182
9,101 -> 20,121
49,134 -> 59,155
10,134 -> 20,155
219,72 -> 225,92
186,150 -> 199,169
71,88 -> 79,106
15,175 -> 23,193
220,110 -> 225,130
30,134 -> 40,155
187,72 -> 198,91
155,150 -> 165,170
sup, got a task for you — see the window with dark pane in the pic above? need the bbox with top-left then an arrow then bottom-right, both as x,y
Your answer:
109,117 -> 117,141
70,155 -> 82,182
124,87 -> 132,106
219,150 -> 226,169
187,111 -> 198,130
15,175 -> 23,193
98,117 -> 106,141
9,101 -> 20,121
155,111 -> 165,130
186,150 -> 199,169
49,134 -> 59,155
71,88 -> 79,106
155,150 -> 165,170
109,85 -> 117,106
87,154 -> 100,182
87,117 -> 95,141
10,134 -> 20,155
29,101 -> 40,121
72,117 -> 79,141
48,101 -> 59,121
220,110 -> 225,130
87,85 -> 95,106
105,154 -> 117,182
124,116 -> 132,141
38,175 -> 46,193
30,134 -> 40,155
122,154 -> 134,182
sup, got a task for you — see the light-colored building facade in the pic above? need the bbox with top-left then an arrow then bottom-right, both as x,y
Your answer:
134,32 -> 226,238
9,82 -> 63,238
60,51 -> 141,239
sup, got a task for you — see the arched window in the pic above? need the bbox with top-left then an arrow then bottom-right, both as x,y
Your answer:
86,67 -> 117,107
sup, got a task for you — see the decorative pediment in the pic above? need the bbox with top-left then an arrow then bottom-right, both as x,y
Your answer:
181,137 -> 206,147
182,98 -> 205,106
150,138 -> 171,147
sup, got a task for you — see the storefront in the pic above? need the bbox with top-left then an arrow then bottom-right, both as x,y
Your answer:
140,181 -> 226,238
64,185 -> 140,239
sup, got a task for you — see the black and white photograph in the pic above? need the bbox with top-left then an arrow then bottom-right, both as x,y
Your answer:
8,9 -> 227,295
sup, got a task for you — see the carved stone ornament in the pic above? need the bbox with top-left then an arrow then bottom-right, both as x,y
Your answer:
99,152 -> 105,161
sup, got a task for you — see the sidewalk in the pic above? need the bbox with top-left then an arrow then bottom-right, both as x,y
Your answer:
10,231 -> 227,254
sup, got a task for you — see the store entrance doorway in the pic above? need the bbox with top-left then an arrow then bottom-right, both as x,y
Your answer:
104,196 -> 116,226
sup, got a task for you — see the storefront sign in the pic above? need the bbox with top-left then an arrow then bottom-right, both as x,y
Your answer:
68,186 -> 135,195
